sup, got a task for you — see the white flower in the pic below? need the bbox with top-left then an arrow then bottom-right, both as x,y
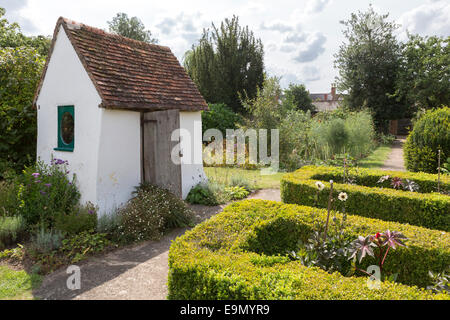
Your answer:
338,192 -> 348,202
315,181 -> 325,191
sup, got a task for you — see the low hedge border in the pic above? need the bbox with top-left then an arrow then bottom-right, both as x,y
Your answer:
306,165 -> 450,193
281,166 -> 450,231
168,200 -> 450,299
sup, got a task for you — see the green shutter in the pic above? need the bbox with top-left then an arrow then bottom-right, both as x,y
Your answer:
54,105 -> 75,152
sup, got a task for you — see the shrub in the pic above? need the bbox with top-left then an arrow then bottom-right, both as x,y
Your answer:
54,203 -> 98,236
0,181 -> 18,217
202,103 -> 242,136
59,231 -> 110,263
224,186 -> 249,200
229,176 -> 253,192
117,185 -> 194,244
16,159 -> 80,229
281,166 -> 450,231
404,107 -> 450,173
168,200 -> 450,299
0,216 -> 26,249
31,228 -> 64,254
186,181 -> 230,206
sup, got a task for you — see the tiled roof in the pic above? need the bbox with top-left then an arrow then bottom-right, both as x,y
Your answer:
34,17 -> 208,112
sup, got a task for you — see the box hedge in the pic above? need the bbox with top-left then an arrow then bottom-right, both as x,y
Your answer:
168,200 -> 449,300
281,166 -> 450,231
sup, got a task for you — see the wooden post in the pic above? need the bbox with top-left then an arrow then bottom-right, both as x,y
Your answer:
323,180 -> 334,242
438,149 -> 441,193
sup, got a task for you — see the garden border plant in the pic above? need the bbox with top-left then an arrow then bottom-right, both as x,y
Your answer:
168,200 -> 450,299
281,166 -> 450,231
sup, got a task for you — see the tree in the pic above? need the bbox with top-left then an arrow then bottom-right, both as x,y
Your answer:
284,84 -> 316,113
184,15 -> 264,114
395,35 -> 450,111
0,8 -> 47,174
0,8 -> 51,56
108,12 -> 158,43
334,6 -> 407,132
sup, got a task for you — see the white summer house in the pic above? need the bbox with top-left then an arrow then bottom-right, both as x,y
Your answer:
34,17 -> 208,215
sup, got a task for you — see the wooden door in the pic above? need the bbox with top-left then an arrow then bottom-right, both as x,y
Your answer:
142,110 -> 182,197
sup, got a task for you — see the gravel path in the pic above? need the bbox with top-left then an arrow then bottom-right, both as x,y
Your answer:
33,189 -> 281,300
381,136 -> 407,171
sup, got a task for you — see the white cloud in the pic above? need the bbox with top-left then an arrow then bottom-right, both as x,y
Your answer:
397,1 -> 450,38
1,0 -> 37,33
260,21 -> 294,33
305,0 -> 333,14
293,32 -> 326,63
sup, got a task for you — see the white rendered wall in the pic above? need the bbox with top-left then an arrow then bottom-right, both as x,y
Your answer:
36,26 -> 142,215
179,111 -> 207,199
36,26 -> 102,209
96,109 -> 141,215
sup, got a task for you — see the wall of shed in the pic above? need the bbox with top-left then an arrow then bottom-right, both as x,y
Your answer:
96,109 -> 141,215
179,111 -> 207,199
36,26 -> 102,209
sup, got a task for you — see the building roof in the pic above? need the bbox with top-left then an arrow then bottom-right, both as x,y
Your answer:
34,17 -> 208,112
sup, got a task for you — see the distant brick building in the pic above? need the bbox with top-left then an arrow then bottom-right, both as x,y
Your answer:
310,85 -> 343,112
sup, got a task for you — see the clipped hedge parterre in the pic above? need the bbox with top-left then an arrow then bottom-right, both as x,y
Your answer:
281,166 -> 450,231
168,200 -> 450,300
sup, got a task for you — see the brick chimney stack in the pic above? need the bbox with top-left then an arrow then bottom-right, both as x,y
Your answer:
331,85 -> 337,100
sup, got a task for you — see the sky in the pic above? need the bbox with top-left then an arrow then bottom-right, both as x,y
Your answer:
2,0 -> 449,93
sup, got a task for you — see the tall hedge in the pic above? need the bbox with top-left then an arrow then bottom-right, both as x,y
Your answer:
404,107 -> 450,173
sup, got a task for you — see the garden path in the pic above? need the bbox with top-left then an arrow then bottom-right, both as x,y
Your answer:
33,189 -> 281,300
381,136 -> 407,171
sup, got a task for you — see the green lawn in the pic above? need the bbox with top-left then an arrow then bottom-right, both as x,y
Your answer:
0,265 -> 41,300
204,167 -> 285,190
357,144 -> 393,169
204,144 -> 393,189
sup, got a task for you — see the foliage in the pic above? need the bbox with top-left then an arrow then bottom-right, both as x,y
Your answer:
97,210 -> 122,235
395,35 -> 450,111
284,83 -> 316,113
0,244 -> 24,261
186,182 -> 228,206
0,216 -> 25,249
0,180 -> 18,216
224,186 -> 249,200
16,159 -> 80,229
184,15 -> 264,114
107,12 -> 158,43
334,5 -> 407,131
281,166 -> 450,231
31,228 -> 63,254
243,76 -> 287,130
427,269 -> 449,294
201,103 -> 242,136
0,8 -> 51,56
54,203 -> 98,236
348,230 -> 407,281
404,107 -> 450,173
117,185 -> 194,243
59,231 -> 110,263
0,46 -> 45,172
168,200 -> 450,299
377,133 -> 396,145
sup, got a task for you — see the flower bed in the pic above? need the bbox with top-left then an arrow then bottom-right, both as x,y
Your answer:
281,166 -> 450,231
168,200 -> 450,300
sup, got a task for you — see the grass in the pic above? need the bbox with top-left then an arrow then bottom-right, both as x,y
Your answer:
204,167 -> 285,190
357,144 -> 393,169
204,144 -> 393,190
0,265 -> 41,300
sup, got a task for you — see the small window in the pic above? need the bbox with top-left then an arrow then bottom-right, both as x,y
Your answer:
55,106 -> 74,152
